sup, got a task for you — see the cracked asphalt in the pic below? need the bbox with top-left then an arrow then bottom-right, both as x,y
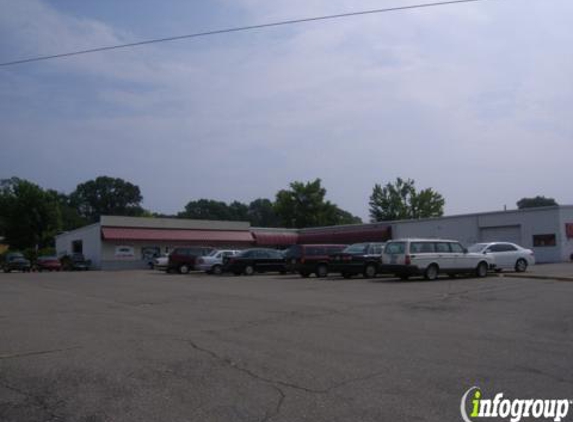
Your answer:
0,270 -> 572,422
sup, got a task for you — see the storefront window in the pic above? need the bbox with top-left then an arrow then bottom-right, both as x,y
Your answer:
533,234 -> 556,247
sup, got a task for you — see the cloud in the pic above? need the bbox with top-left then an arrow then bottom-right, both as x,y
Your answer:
0,0 -> 572,219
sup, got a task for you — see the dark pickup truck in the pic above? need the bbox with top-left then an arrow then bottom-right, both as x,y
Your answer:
328,242 -> 386,278
285,244 -> 347,278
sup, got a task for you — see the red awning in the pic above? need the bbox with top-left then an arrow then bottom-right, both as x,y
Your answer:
299,227 -> 391,244
101,227 -> 254,243
252,232 -> 299,246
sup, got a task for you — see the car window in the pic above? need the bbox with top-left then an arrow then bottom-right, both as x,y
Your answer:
344,244 -> 369,254
385,242 -> 406,254
488,244 -> 506,252
410,242 -> 435,253
500,244 -> 518,252
435,242 -> 451,253
450,243 -> 465,253
370,244 -> 384,255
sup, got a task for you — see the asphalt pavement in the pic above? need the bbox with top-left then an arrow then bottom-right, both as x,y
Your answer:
1,270 -> 572,422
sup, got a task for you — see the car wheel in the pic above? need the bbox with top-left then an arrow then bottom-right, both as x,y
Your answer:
342,272 -> 352,279
212,265 -> 223,275
299,271 -> 310,278
424,264 -> 439,281
363,264 -> 376,279
244,265 -> 254,276
316,264 -> 328,278
476,261 -> 488,278
179,265 -> 190,274
515,259 -> 528,273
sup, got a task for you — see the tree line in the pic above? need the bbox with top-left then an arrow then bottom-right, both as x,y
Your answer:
0,175 -> 558,251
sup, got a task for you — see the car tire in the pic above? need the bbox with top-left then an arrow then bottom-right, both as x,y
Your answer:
363,264 -> 376,279
212,265 -> 223,275
424,264 -> 439,281
179,264 -> 190,274
515,259 -> 528,273
476,261 -> 488,278
316,264 -> 328,278
244,265 -> 254,276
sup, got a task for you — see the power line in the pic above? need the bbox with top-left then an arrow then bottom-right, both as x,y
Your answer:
0,0 -> 497,67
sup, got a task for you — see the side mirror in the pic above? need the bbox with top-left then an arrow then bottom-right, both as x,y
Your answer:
483,251 -> 488,255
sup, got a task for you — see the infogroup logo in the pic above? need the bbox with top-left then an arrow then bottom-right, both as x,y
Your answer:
461,387 -> 572,422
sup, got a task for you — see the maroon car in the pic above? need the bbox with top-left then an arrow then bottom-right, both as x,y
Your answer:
36,256 -> 62,272
166,247 -> 214,274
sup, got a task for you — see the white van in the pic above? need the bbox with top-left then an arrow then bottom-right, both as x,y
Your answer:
381,238 -> 495,280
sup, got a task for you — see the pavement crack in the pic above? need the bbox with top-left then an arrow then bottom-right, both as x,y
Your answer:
0,346 -> 81,360
261,386 -> 286,422
183,338 -> 322,394
0,381 -> 65,421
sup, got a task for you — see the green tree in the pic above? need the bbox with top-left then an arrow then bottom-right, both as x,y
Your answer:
69,176 -> 144,222
369,177 -> 444,222
517,196 -> 558,209
274,179 -> 361,228
247,198 -> 282,227
178,199 -> 231,220
0,178 -> 62,249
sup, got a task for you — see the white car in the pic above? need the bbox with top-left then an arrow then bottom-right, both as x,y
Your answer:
153,254 -> 170,271
196,249 -> 240,275
467,242 -> 535,273
382,238 -> 495,280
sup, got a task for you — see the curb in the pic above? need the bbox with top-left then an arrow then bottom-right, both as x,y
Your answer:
497,273 -> 573,282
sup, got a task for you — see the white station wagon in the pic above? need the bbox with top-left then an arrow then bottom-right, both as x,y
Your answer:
381,238 -> 495,280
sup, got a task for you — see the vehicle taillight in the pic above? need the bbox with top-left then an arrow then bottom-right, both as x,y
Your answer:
405,255 -> 411,266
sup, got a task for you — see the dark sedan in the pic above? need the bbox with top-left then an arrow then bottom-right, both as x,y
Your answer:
223,248 -> 286,276
2,252 -> 32,273
329,242 -> 386,278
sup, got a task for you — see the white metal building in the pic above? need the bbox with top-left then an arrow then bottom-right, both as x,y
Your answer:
391,205 -> 573,263
55,206 -> 573,270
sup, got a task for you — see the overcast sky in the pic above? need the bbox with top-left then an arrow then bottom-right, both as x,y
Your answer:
0,0 -> 571,220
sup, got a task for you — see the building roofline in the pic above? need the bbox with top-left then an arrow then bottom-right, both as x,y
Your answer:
55,221 -> 101,239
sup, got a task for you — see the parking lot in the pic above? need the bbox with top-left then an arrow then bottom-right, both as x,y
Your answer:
1,270 -> 572,422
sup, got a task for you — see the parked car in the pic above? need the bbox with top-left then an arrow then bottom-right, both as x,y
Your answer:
196,249 -> 240,274
467,242 -> 535,272
61,253 -> 91,271
381,238 -> 494,280
328,242 -> 386,278
284,244 -> 347,278
153,253 -> 170,271
2,252 -> 31,273
223,248 -> 286,276
167,247 -> 214,274
35,256 -> 62,272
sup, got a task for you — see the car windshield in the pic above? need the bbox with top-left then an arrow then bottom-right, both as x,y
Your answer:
467,243 -> 487,253
343,244 -> 368,254
207,250 -> 219,257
